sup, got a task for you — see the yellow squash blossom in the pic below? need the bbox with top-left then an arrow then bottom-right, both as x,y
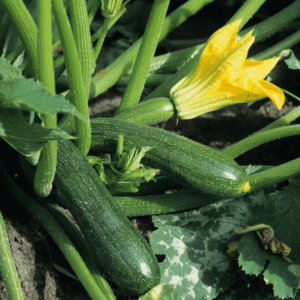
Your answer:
170,19 -> 285,119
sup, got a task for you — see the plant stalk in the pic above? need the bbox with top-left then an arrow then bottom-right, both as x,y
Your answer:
115,0 -> 170,115
226,0 -> 266,30
34,0 -> 57,197
0,211 -> 24,300
0,0 -> 38,79
53,7 -> 125,78
52,0 -> 91,156
258,106 -> 300,132
93,18 -> 110,62
222,125 -> 300,159
251,29 -> 300,61
69,0 -> 93,99
247,158 -> 300,192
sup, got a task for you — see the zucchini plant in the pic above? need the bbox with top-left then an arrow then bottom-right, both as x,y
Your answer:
0,0 -> 300,299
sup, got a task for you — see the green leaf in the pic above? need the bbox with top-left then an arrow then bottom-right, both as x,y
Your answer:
0,78 -> 85,120
151,192 -> 267,300
238,176 -> 300,299
0,58 -> 22,81
0,108 -> 74,157
280,49 -> 300,70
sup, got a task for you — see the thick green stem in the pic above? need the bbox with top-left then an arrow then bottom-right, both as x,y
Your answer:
222,103 -> 300,160
117,74 -> 171,87
56,73 -> 171,91
148,45 -> 204,74
0,0 -> 38,79
0,161 -> 107,300
69,0 -> 93,99
247,158 -> 300,193
221,125 -> 300,159
251,29 -> 300,61
226,0 -> 266,30
0,211 -> 24,300
93,18 -> 110,62
53,7 -> 124,79
115,0 -> 170,114
239,0 -> 300,42
34,0 -> 57,197
52,0 -> 91,156
258,106 -> 300,132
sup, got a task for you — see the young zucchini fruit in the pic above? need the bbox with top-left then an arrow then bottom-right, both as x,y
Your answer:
114,97 -> 175,125
53,139 -> 160,295
90,118 -> 250,198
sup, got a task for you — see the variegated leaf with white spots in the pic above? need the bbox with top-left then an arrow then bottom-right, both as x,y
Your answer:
151,192 -> 267,300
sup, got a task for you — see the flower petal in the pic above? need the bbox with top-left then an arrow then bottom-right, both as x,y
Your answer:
200,19 -> 242,58
244,57 -> 280,80
196,31 -> 254,84
234,75 -> 285,109
193,35 -> 255,94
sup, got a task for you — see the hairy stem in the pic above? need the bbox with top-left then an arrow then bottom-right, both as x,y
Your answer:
0,211 -> 24,300
34,0 -> 57,197
52,0 -> 91,155
115,0 -> 170,114
0,0 -> 38,78
222,125 -> 300,159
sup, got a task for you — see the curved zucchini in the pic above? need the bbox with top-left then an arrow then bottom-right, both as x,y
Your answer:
53,139 -> 160,295
90,118 -> 250,198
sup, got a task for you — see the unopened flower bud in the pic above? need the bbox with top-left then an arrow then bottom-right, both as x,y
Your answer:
100,0 -> 126,18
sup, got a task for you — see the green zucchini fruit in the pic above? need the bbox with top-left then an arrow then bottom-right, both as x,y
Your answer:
115,97 -> 174,125
90,118 -> 250,198
53,139 -> 160,295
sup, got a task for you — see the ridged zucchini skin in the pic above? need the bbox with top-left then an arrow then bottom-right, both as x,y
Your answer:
90,118 -> 249,198
115,98 -> 174,125
54,139 -> 160,295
